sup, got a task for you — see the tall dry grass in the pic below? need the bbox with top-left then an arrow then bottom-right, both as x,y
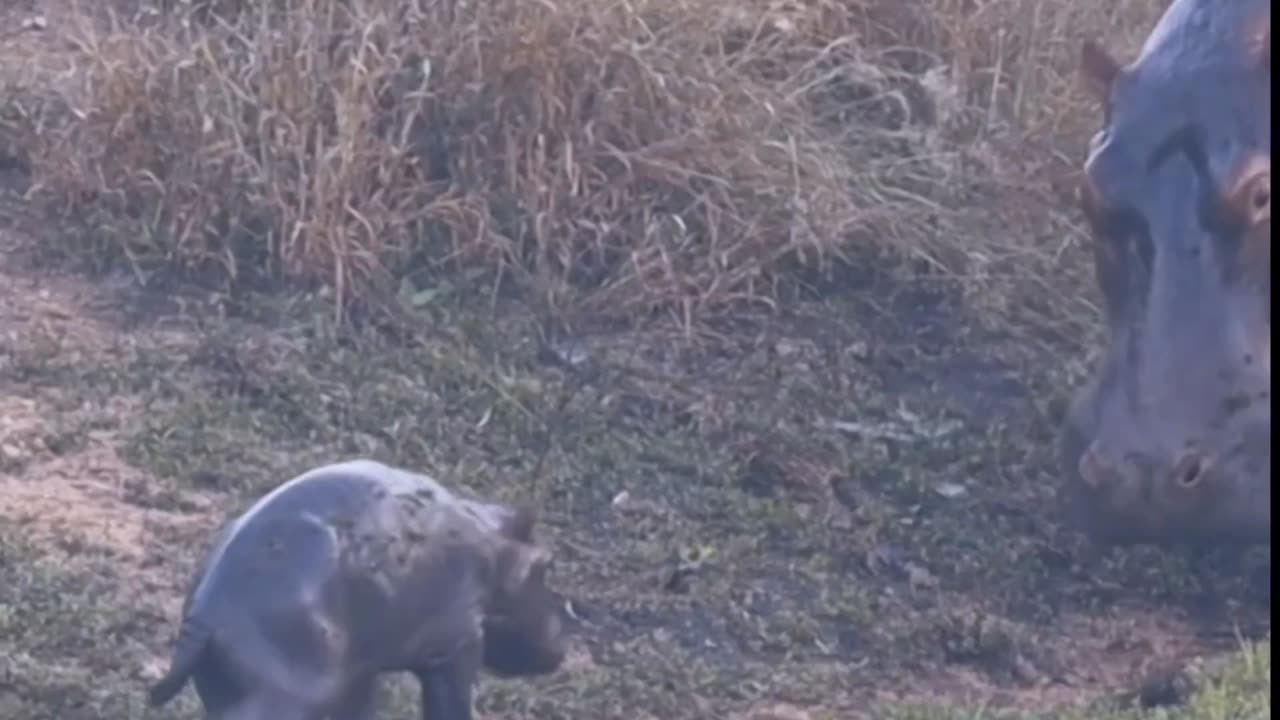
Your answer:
0,0 -> 1165,328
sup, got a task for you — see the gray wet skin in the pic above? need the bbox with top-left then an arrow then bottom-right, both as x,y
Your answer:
147,459 -> 571,720
1060,0 -> 1271,547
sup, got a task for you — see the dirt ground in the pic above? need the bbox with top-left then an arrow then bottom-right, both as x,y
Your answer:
0,216 -> 1271,720
0,2 -> 1271,720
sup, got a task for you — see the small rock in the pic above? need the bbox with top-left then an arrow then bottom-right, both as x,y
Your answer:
739,704 -> 815,720
775,340 -> 802,357
845,341 -> 870,360
906,562 -> 939,591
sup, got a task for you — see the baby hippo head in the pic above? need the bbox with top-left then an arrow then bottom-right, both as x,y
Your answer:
482,506 -> 571,677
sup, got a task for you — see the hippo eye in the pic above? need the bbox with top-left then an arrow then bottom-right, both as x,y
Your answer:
1203,170 -> 1271,241
1248,174 -> 1270,218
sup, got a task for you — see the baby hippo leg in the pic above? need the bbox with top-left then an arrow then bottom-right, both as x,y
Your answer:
329,679 -> 379,720
415,643 -> 482,720
219,692 -> 326,720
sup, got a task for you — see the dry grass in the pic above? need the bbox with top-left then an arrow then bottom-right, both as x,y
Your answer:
2,0 -> 1163,331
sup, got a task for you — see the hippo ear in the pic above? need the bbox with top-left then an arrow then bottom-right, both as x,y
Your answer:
1080,39 -> 1121,105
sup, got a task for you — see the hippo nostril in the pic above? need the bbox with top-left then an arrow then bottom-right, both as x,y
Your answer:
1173,452 -> 1207,488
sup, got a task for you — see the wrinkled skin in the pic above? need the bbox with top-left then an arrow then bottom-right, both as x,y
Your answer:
147,459 -> 571,720
1061,0 -> 1271,547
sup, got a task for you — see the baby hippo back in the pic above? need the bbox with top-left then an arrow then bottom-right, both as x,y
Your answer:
148,459 -> 554,719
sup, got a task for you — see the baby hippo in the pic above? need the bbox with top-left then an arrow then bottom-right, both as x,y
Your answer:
147,459 -> 571,720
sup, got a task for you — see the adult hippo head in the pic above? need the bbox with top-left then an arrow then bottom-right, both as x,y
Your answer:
1060,0 -> 1271,547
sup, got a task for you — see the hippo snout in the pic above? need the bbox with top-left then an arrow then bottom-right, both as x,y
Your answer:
1063,405 -> 1271,546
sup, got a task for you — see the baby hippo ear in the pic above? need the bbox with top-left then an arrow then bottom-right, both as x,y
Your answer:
497,542 -> 551,593
498,505 -> 537,544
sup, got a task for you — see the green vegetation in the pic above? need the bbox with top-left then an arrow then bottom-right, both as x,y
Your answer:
882,634 -> 1269,719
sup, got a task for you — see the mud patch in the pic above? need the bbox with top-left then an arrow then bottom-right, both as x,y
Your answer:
0,404 -> 210,569
0,264 -> 114,354
0,245 -> 216,575
940,614 -> 1215,708
0,272 -> 222,720
0,385 -> 222,686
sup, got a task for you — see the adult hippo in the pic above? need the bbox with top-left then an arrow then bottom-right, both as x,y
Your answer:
147,459 -> 571,720
1060,0 -> 1270,548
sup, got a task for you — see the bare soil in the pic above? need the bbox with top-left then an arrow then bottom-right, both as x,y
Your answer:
0,210 -> 1270,719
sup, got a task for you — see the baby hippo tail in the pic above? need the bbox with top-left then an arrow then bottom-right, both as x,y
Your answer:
147,615 -> 213,707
